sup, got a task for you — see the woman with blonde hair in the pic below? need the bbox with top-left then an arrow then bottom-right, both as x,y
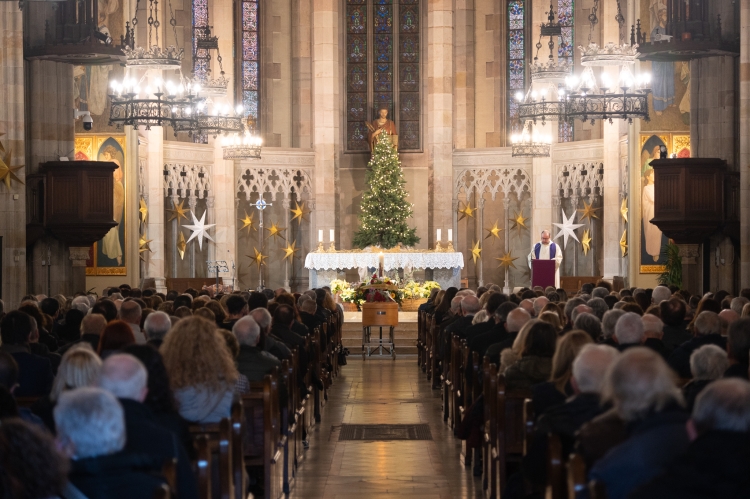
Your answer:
499,319 -> 539,373
541,302 -> 565,326
531,330 -> 592,415
31,344 -> 102,432
160,316 -> 239,423
539,311 -> 563,333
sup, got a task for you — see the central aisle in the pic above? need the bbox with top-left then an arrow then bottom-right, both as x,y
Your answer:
290,358 -> 484,498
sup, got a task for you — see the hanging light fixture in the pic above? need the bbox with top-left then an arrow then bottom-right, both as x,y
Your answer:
563,0 -> 651,124
511,125 -> 552,158
193,26 -> 229,96
192,103 -> 246,136
517,4 -> 571,125
121,0 -> 184,69
222,117 -> 263,160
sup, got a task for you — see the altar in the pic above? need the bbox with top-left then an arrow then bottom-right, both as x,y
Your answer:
304,251 -> 465,289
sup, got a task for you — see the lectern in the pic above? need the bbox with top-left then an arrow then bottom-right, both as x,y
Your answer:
531,260 -> 556,289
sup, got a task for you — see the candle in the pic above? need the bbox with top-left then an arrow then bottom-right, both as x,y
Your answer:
330,229 -> 335,242
378,252 -> 385,269
448,229 -> 453,242
437,229 -> 442,241
318,229 -> 323,243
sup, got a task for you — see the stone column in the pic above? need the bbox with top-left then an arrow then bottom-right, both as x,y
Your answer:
311,0 -> 339,252
212,146 -> 236,287
741,0 -> 750,287
69,247 -> 90,294
454,0 -> 475,149
292,0 -> 312,148
146,128 -> 166,292
427,0 -> 454,247
599,0 -> 626,282
0,3 -> 27,307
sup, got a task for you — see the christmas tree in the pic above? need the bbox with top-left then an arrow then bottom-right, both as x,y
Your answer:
352,135 -> 420,249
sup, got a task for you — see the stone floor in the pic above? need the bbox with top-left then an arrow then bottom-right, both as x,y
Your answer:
288,357 -> 484,499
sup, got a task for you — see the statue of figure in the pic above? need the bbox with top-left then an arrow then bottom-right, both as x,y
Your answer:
366,108 -> 398,152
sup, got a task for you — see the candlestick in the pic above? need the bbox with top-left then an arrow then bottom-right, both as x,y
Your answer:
378,252 -> 385,277
318,229 -> 323,243
330,229 -> 335,242
437,229 -> 442,242
448,229 -> 453,242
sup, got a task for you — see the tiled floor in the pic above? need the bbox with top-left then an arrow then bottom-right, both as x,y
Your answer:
289,358 -> 484,499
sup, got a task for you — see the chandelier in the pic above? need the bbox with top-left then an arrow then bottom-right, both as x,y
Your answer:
193,103 -> 245,136
222,117 -> 263,160
517,4 -> 571,125
511,126 -> 552,158
121,0 -> 184,70
563,0 -> 651,124
108,78 -> 204,132
193,26 -> 229,97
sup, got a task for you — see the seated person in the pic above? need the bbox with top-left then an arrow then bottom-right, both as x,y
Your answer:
0,311 -> 53,397
233,316 -> 281,382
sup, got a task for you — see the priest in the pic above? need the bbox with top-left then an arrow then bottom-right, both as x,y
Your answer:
528,230 -> 563,288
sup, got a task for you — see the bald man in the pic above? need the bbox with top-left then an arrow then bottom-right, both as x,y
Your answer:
99,354 -> 197,499
528,229 -> 563,288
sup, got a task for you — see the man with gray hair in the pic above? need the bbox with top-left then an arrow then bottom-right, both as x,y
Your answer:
533,296 -> 549,317
250,308 -> 291,361
54,387 -> 166,498
601,309 -> 626,346
591,287 -> 610,300
668,311 -> 726,379
519,299 -> 535,317
587,297 -> 608,321
635,378 -> 750,499
119,300 -> 145,344
730,296 -> 749,316
651,285 -> 672,305
483,306 -> 531,364
614,312 -> 646,349
442,295 -> 481,354
574,312 -> 602,341
143,311 -> 171,347
59,313 -> 107,355
522,344 -> 620,488
563,297 -> 587,332
99,354 -> 197,499
681,345 -> 729,411
233,316 -> 280,382
71,295 -> 91,314
589,348 -> 690,499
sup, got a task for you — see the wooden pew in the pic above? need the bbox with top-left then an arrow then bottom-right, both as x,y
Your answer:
494,374 -> 532,497
459,351 -> 481,467
449,334 -> 463,429
482,361 -> 498,498
566,452 -> 587,499
523,398 -> 535,457
417,310 -> 425,369
442,333 -> 453,423
545,433 -> 564,499
189,418 -> 235,499
194,434 -> 212,499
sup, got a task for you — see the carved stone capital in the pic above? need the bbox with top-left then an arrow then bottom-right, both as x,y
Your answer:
69,247 -> 90,267
678,244 -> 700,265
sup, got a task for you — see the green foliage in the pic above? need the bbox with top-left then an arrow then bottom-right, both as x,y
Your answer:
352,135 -> 420,249
657,242 -> 682,289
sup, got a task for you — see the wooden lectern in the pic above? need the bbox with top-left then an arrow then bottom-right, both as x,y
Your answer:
531,260 -> 556,289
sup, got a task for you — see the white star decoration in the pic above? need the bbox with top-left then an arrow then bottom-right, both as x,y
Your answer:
553,209 -> 584,249
183,210 -> 215,250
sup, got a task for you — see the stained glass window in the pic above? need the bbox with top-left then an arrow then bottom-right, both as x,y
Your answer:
192,0 -> 209,82
557,0 -> 574,142
238,0 -> 259,125
346,0 -> 421,151
507,0 -> 525,135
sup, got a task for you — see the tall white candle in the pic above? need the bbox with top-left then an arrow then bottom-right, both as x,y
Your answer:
318,229 -> 323,243
330,229 -> 335,242
437,229 -> 442,241
448,229 -> 453,242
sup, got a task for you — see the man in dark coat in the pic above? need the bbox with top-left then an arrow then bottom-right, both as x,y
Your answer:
660,298 -> 692,351
220,295 -> 248,331
668,311 -> 726,379
250,308 -> 292,361
482,305 -> 529,363
0,311 -> 53,397
59,313 -> 108,355
99,354 -> 197,499
633,379 -> 750,499
54,387 -> 166,499
463,292 -> 507,345
724,318 -> 750,379
271,305 -> 306,351
299,298 -> 323,334
523,344 -> 618,489
233,316 -> 281,382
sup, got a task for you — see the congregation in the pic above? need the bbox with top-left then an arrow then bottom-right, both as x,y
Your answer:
0,285 -> 343,499
2,281 -> 750,498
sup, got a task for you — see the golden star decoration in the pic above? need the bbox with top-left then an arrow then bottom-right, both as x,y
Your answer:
470,240 -> 482,265
620,229 -> 628,257
167,199 -> 190,223
290,201 -> 310,225
0,136 -> 25,190
139,197 -> 148,225
238,211 -> 256,235
282,240 -> 300,262
457,202 -> 476,222
248,247 -> 268,270
484,220 -> 503,242
265,222 -> 286,241
496,251 -> 519,270
620,198 -> 629,223
138,234 -> 153,261
177,231 -> 187,260
581,228 -> 592,256
578,201 -> 600,223
509,211 -> 529,237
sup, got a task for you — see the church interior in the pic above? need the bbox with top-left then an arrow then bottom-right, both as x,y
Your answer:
3,0 -> 750,498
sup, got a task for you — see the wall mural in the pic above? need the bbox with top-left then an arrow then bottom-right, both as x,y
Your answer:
75,135 -> 127,276
640,0 -> 691,132
639,133 -> 691,274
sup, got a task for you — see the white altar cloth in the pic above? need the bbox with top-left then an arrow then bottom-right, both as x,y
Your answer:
304,251 -> 464,271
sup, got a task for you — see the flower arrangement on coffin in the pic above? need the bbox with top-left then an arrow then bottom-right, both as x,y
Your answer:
355,273 -> 401,306
331,275 -> 440,311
